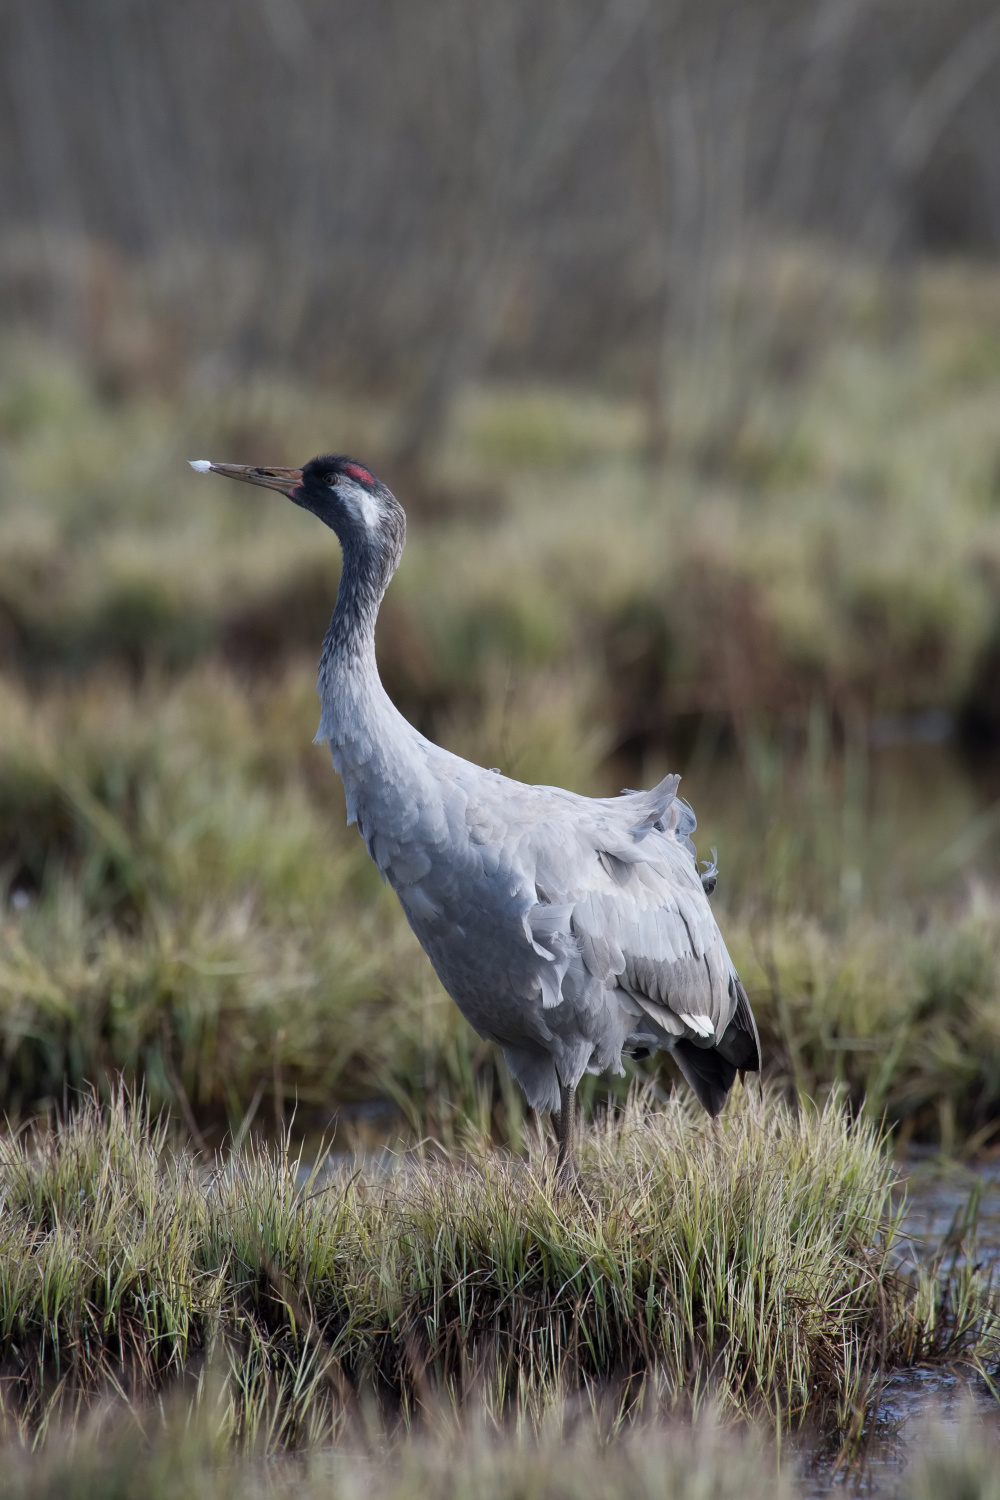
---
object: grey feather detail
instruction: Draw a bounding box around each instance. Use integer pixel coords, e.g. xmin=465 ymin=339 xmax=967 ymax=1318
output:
xmin=600 ymin=841 xmax=647 ymax=867
xmin=668 ymin=955 xmax=712 ymax=1012
xmin=629 ymin=773 xmax=680 ymax=841
xmin=640 ymin=907 xmax=662 ymax=960
xmin=575 ymin=927 xmax=614 ymax=983
xmin=537 ymin=962 xmax=565 ymax=1009
xmin=368 ymin=830 xmax=390 ymax=878
xmin=524 ymin=902 xmax=575 ymax=1009
xmin=524 ymin=902 xmax=575 ymax=959
xmin=597 ymin=850 xmax=633 ymax=885
xmin=630 ymin=995 xmax=685 ymax=1036
xmin=400 ymin=884 xmax=443 ymax=924
xmin=500 ymin=1044 xmax=561 ymax=1113
xmin=673 ymin=798 xmax=699 ymax=858
xmin=391 ymin=847 xmax=433 ymax=884
xmin=572 ymin=857 xmax=733 ymax=1041
xmin=573 ymin=902 xmax=626 ymax=979
xmin=674 ymin=895 xmax=706 ymax=957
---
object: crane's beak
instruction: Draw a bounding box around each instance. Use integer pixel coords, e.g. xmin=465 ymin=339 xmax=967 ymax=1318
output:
xmin=189 ymin=461 xmax=303 ymax=498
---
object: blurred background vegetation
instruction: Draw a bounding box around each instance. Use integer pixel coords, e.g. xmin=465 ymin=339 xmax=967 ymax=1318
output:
xmin=3 ymin=0 xmax=1000 ymax=1149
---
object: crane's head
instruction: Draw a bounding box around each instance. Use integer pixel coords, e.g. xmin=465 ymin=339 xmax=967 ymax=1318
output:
xmin=190 ymin=453 xmax=405 ymax=561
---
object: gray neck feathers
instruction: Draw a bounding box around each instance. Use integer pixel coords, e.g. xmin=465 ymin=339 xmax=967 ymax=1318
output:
xmin=322 ymin=536 xmax=389 ymax=662
xmin=316 ymin=524 xmax=405 ymax=748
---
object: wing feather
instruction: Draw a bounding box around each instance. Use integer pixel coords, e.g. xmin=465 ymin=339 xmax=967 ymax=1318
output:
xmin=573 ymin=834 xmax=736 ymax=1042
xmin=455 ymin=770 xmax=755 ymax=1061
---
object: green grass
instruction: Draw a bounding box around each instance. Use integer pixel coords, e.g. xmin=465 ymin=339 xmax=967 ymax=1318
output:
xmin=0 ymin=1087 xmax=991 ymax=1451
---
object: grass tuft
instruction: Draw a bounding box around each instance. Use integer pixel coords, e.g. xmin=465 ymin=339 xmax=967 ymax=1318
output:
xmin=0 ymin=1087 xmax=992 ymax=1448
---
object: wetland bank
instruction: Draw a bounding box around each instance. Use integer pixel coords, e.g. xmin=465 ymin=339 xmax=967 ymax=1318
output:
xmin=0 ymin=1087 xmax=994 ymax=1490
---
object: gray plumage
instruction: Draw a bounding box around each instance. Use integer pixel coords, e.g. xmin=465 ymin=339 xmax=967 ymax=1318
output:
xmin=194 ymin=454 xmax=761 ymax=1145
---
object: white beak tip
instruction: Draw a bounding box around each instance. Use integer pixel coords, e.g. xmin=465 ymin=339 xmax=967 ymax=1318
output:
xmin=188 ymin=459 xmax=213 ymax=473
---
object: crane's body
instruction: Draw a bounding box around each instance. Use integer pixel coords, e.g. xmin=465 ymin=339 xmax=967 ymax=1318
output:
xmin=193 ymin=454 xmax=760 ymax=1163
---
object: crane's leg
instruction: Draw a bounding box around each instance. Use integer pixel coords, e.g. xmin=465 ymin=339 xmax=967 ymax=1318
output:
xmin=555 ymin=1081 xmax=576 ymax=1181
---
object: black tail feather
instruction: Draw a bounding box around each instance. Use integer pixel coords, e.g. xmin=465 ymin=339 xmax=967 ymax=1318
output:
xmin=672 ymin=1040 xmax=738 ymax=1117
xmin=716 ymin=971 xmax=761 ymax=1076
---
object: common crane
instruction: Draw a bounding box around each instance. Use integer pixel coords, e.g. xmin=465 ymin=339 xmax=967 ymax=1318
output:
xmin=191 ymin=455 xmax=760 ymax=1172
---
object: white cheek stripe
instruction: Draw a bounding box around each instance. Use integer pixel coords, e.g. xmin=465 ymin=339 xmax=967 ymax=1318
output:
xmin=335 ymin=476 xmax=379 ymax=529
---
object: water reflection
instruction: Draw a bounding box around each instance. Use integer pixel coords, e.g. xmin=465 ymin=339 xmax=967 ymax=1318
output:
xmin=805 ymin=1158 xmax=1000 ymax=1497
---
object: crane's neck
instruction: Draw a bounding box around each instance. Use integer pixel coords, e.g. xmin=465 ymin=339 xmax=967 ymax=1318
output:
xmin=323 ymin=532 xmax=389 ymax=662
xmin=315 ymin=529 xmax=409 ymax=759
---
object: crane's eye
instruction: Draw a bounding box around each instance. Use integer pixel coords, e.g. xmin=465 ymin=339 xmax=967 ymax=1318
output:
xmin=325 ymin=472 xmax=339 ymax=487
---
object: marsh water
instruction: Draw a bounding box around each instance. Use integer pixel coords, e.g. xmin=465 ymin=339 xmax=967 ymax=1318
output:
xmin=770 ymin=731 xmax=1000 ymax=1490
xmin=807 ymin=1158 xmax=1000 ymax=1496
